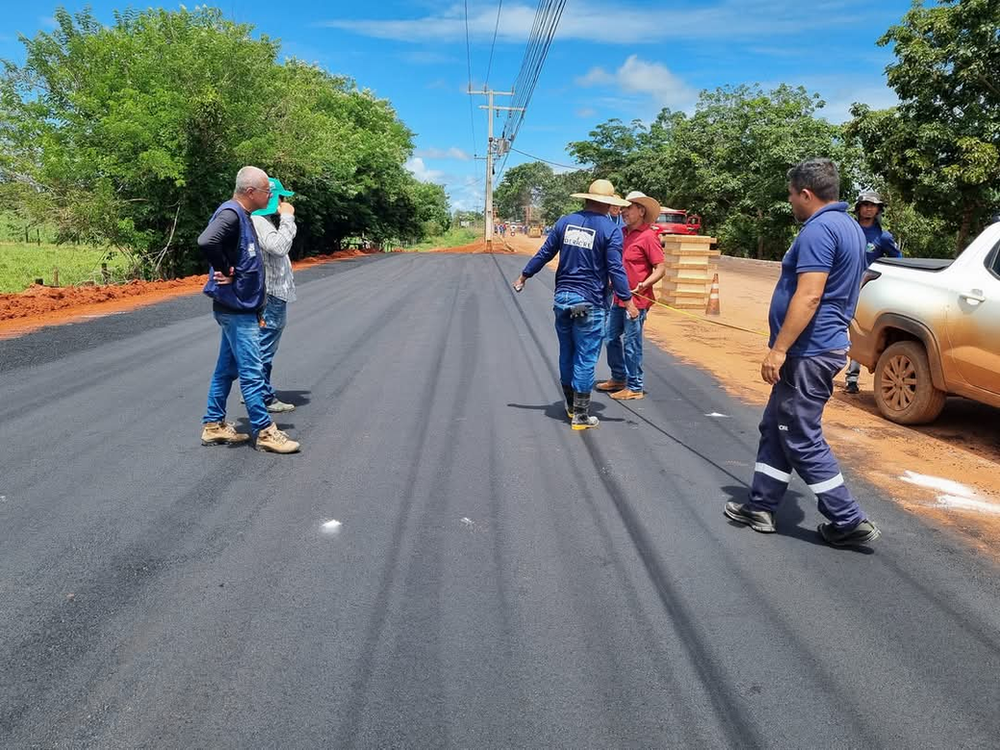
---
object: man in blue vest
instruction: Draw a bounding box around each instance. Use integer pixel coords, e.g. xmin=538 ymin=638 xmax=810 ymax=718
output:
xmin=845 ymin=190 xmax=901 ymax=394
xmin=198 ymin=166 xmax=300 ymax=454
xmin=513 ymin=179 xmax=638 ymax=430
xmin=724 ymin=158 xmax=880 ymax=546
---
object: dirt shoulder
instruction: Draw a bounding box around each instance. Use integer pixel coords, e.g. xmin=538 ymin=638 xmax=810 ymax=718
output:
xmin=0 ymin=249 xmax=378 ymax=339
xmin=506 ymin=233 xmax=1000 ymax=553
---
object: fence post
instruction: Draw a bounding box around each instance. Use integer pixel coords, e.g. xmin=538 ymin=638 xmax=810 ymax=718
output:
xmin=53 ymin=267 xmax=60 ymax=287
xmin=101 ymin=263 xmax=110 ymax=284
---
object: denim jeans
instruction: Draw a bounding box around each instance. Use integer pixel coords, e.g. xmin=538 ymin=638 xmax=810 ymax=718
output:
xmin=553 ymin=291 xmax=606 ymax=393
xmin=260 ymin=295 xmax=287 ymax=404
xmin=203 ymin=309 xmax=271 ymax=433
xmin=605 ymin=306 xmax=648 ymax=391
xmin=749 ymin=352 xmax=866 ymax=528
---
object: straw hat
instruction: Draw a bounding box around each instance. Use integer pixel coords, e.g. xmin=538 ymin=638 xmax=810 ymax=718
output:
xmin=623 ymin=190 xmax=661 ymax=224
xmin=571 ymin=179 xmax=631 ymax=207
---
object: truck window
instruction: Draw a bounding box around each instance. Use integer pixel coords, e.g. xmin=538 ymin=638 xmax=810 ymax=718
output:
xmin=988 ymin=239 xmax=1000 ymax=280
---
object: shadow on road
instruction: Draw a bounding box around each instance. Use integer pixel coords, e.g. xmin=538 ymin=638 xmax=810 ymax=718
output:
xmin=506 ymin=399 xmax=626 ymax=424
xmin=277 ymin=389 xmax=312 ymax=407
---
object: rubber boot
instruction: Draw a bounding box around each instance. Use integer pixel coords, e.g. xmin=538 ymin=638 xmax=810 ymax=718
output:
xmin=571 ymin=391 xmax=599 ymax=430
xmin=562 ymin=384 xmax=575 ymax=419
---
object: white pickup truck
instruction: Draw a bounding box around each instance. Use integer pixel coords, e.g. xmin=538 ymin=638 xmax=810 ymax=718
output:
xmin=849 ymin=221 xmax=1000 ymax=424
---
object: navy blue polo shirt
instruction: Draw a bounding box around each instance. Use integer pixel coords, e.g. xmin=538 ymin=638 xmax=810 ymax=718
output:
xmin=521 ymin=210 xmax=632 ymax=308
xmin=768 ymin=202 xmax=864 ymax=357
xmin=862 ymin=221 xmax=901 ymax=267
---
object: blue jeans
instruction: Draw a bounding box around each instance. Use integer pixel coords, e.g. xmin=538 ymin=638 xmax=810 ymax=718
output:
xmin=260 ymin=295 xmax=287 ymax=404
xmin=203 ymin=310 xmax=271 ymax=432
xmin=605 ymin=306 xmax=648 ymax=391
xmin=553 ymin=291 xmax=606 ymax=393
xmin=749 ymin=352 xmax=865 ymax=528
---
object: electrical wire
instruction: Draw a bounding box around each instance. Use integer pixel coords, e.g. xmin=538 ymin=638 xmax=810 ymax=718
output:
xmin=484 ymin=0 xmax=503 ymax=89
xmin=464 ymin=0 xmax=479 ymax=159
xmin=509 ymin=147 xmax=578 ymax=170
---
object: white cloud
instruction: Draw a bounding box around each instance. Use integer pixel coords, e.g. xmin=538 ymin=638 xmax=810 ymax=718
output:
xmin=415 ymin=146 xmax=472 ymax=161
xmin=575 ymin=107 xmax=597 ymax=119
xmin=405 ymin=157 xmax=444 ymax=183
xmin=319 ymin=1 xmax=871 ymax=44
xmin=576 ymin=55 xmax=697 ymax=111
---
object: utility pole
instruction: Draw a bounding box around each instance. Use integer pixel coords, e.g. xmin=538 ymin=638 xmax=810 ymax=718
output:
xmin=467 ymin=88 xmax=523 ymax=251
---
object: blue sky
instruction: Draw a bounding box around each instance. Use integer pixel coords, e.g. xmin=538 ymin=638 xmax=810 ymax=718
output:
xmin=1 ymin=1 xmax=913 ymax=211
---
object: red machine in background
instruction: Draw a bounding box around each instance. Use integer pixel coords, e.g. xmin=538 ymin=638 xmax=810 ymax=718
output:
xmin=652 ymin=208 xmax=701 ymax=236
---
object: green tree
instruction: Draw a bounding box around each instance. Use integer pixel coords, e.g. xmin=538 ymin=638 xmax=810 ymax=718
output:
xmin=846 ymin=0 xmax=1000 ymax=255
xmin=1 ymin=7 xmax=436 ymax=274
xmin=494 ymin=161 xmax=554 ymax=221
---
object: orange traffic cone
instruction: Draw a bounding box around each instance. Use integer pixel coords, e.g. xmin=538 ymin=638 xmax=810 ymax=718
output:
xmin=706 ymin=273 xmax=721 ymax=315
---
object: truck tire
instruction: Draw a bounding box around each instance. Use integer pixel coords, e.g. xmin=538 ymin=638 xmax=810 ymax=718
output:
xmin=873 ymin=340 xmax=946 ymax=425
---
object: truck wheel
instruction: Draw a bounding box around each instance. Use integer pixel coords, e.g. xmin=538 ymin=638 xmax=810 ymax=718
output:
xmin=873 ymin=340 xmax=946 ymax=425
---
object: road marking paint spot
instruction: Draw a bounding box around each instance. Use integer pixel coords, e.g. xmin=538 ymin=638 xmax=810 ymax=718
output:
xmin=900 ymin=471 xmax=1000 ymax=515
xmin=321 ymin=519 xmax=343 ymax=532
xmin=936 ymin=496 xmax=1000 ymax=515
xmin=705 ymin=412 xmax=730 ymax=418
xmin=460 ymin=517 xmax=474 ymax=527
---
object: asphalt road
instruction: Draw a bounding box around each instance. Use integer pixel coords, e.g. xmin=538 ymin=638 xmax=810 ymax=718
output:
xmin=2 ymin=252 xmax=999 ymax=749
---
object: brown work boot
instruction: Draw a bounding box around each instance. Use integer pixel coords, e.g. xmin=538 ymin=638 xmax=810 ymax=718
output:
xmin=255 ymin=423 xmax=300 ymax=454
xmin=201 ymin=421 xmax=250 ymax=446
xmin=595 ymin=379 xmax=626 ymax=392
xmin=610 ymin=388 xmax=644 ymax=400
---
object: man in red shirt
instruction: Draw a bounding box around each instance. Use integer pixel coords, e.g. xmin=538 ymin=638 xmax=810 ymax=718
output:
xmin=596 ymin=190 xmax=666 ymax=400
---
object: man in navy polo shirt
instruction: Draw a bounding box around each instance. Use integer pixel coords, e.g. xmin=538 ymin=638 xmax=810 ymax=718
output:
xmin=724 ymin=158 xmax=880 ymax=547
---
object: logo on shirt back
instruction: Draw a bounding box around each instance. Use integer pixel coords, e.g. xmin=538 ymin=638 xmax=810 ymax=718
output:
xmin=563 ymin=225 xmax=596 ymax=250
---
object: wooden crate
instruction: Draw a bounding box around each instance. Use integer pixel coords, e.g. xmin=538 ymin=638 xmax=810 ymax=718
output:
xmin=658 ymin=235 xmax=719 ymax=309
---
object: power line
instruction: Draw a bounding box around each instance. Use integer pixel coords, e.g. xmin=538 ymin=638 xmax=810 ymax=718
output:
xmin=484 ymin=0 xmax=503 ymax=88
xmin=464 ymin=0 xmax=479 ymax=159
xmin=509 ymin=147 xmax=578 ymax=170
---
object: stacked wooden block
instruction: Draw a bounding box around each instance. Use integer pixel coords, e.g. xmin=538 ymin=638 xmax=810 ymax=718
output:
xmin=658 ymin=235 xmax=720 ymax=310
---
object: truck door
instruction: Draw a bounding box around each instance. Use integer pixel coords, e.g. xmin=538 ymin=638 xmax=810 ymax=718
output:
xmin=946 ymin=235 xmax=1000 ymax=396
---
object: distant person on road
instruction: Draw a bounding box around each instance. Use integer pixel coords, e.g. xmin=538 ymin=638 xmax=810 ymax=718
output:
xmin=513 ymin=179 xmax=638 ymax=430
xmin=596 ymin=191 xmax=666 ymax=400
xmin=845 ymin=190 xmax=901 ymax=394
xmin=724 ymin=158 xmax=880 ymax=547
xmin=249 ymin=177 xmax=298 ymax=415
xmin=198 ymin=166 xmax=300 ymax=454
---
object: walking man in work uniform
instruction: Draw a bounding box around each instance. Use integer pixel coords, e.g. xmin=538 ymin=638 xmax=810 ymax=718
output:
xmin=199 ymin=166 xmax=300 ymax=454
xmin=513 ymin=179 xmax=639 ymax=430
xmin=845 ymin=190 xmax=901 ymax=393
xmin=725 ymin=158 xmax=880 ymax=546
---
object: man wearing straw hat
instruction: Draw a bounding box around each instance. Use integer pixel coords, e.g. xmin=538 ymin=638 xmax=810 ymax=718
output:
xmin=513 ymin=179 xmax=639 ymax=430
xmin=596 ymin=190 xmax=666 ymax=400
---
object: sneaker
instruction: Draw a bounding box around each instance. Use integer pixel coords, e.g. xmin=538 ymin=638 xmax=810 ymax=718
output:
xmin=266 ymin=399 xmax=295 ymax=413
xmin=595 ymin=379 xmax=626 ymax=392
xmin=610 ymin=388 xmax=644 ymax=401
xmin=724 ymin=501 xmax=776 ymax=533
xmin=571 ymin=414 xmax=599 ymax=430
xmin=818 ymin=520 xmax=880 ymax=547
xmin=844 ymin=382 xmax=860 ymax=394
xmin=201 ymin=421 xmax=250 ymax=446
xmin=255 ymin=423 xmax=300 ymax=454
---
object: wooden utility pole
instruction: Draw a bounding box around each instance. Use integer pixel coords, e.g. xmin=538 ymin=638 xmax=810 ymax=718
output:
xmin=467 ymin=88 xmax=523 ymax=252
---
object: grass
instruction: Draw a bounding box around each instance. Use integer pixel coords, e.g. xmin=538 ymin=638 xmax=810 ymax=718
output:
xmin=0 ymin=242 xmax=129 ymax=294
xmin=406 ymin=226 xmax=481 ymax=252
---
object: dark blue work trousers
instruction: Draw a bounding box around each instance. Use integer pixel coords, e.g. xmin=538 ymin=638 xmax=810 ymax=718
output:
xmin=749 ymin=351 xmax=866 ymax=528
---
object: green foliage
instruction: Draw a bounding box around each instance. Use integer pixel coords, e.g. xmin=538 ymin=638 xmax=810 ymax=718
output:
xmin=568 ymin=86 xmax=856 ymax=259
xmin=846 ymin=0 xmax=1000 ymax=255
xmin=0 ymin=243 xmax=128 ymax=293
xmin=406 ymin=226 xmax=479 ymax=252
xmin=0 ymin=7 xmax=443 ymax=279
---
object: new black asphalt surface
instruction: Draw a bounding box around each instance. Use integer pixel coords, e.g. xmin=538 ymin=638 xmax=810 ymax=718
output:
xmin=2 ymin=253 xmax=999 ymax=748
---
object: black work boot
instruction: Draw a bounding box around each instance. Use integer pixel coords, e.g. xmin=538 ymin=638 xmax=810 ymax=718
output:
xmin=562 ymin=384 xmax=575 ymax=419
xmin=724 ymin=501 xmax=776 ymax=533
xmin=571 ymin=391 xmax=599 ymax=430
xmin=818 ymin=519 xmax=881 ymax=547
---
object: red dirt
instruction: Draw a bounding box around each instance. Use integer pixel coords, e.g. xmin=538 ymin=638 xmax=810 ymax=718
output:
xmin=0 ymin=249 xmax=380 ymax=339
